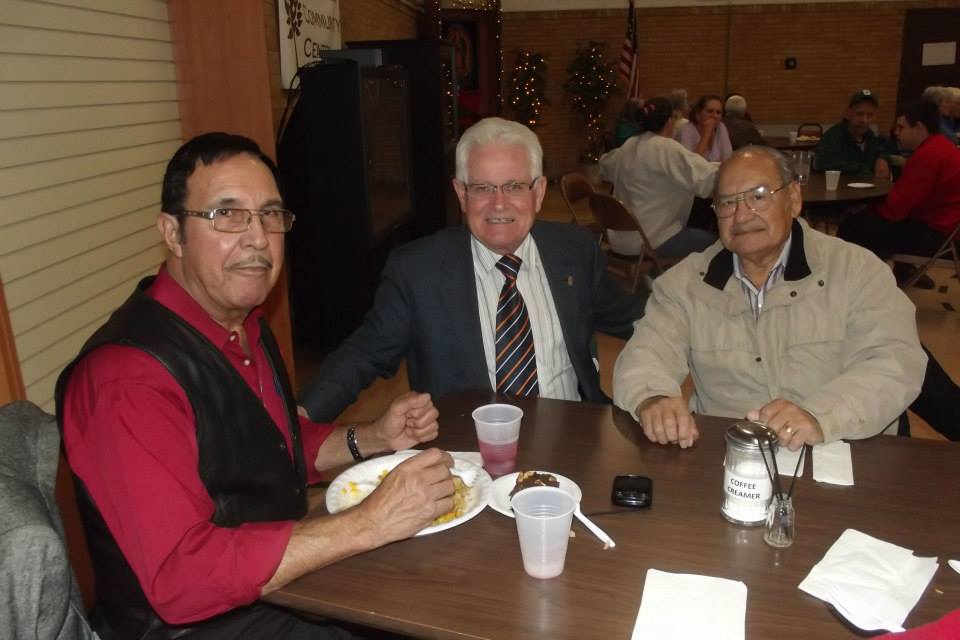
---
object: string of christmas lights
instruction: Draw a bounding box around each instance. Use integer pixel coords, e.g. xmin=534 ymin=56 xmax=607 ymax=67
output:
xmin=564 ymin=41 xmax=617 ymax=163
xmin=508 ymin=51 xmax=547 ymax=128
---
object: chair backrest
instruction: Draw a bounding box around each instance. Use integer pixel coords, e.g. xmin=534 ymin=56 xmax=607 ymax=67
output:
xmin=588 ymin=193 xmax=666 ymax=271
xmin=796 ymin=123 xmax=823 ymax=138
xmin=0 ymin=401 xmax=95 ymax=638
xmin=560 ymin=173 xmax=595 ymax=224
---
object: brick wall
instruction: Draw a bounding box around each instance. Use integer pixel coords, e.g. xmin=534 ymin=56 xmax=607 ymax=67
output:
xmin=264 ymin=0 xmax=420 ymax=133
xmin=502 ymin=0 xmax=960 ymax=177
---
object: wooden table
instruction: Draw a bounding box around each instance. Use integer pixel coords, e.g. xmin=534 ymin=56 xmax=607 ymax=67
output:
xmin=266 ymin=392 xmax=960 ymax=639
xmin=801 ymin=171 xmax=892 ymax=207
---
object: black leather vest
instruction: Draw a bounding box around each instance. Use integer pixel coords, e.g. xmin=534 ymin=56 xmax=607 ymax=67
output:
xmin=55 ymin=277 xmax=307 ymax=639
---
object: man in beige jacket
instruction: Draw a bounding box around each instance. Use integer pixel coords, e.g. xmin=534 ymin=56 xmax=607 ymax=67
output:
xmin=613 ymin=146 xmax=927 ymax=450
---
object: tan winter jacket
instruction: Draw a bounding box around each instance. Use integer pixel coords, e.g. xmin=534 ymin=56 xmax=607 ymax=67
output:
xmin=614 ymin=218 xmax=926 ymax=442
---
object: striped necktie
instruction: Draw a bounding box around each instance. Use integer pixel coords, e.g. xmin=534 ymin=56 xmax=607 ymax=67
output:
xmin=495 ymin=254 xmax=539 ymax=397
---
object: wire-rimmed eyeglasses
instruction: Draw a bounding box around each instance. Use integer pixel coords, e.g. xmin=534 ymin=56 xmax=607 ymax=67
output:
xmin=177 ymin=208 xmax=296 ymax=233
xmin=711 ymin=182 xmax=793 ymax=218
xmin=463 ymin=179 xmax=540 ymax=198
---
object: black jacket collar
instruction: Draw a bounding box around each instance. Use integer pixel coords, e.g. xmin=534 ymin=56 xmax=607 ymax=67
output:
xmin=703 ymin=219 xmax=811 ymax=290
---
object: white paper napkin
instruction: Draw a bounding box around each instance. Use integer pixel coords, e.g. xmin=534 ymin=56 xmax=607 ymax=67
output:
xmin=632 ymin=569 xmax=746 ymax=640
xmin=798 ymin=529 xmax=939 ymax=632
xmin=949 ymin=559 xmax=960 ymax=575
xmin=813 ymin=441 xmax=854 ymax=485
xmin=776 ymin=446 xmax=805 ymax=478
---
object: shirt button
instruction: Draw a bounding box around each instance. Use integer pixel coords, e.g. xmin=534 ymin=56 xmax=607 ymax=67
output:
xmin=279 ymin=443 xmax=287 ymax=450
xmin=243 ymin=358 xmax=251 ymax=366
xmin=755 ymin=356 xmax=762 ymax=362
xmin=789 ymin=291 xmax=797 ymax=297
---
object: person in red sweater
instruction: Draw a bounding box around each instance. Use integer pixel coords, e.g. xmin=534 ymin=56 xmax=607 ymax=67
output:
xmin=838 ymin=98 xmax=960 ymax=286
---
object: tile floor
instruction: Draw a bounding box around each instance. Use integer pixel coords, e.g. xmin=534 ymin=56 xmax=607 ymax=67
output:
xmin=296 ymin=184 xmax=958 ymax=441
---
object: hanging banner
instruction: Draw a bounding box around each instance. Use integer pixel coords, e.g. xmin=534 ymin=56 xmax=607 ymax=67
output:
xmin=278 ymin=0 xmax=342 ymax=88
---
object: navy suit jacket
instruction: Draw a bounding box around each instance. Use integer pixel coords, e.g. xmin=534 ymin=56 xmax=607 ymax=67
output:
xmin=300 ymin=221 xmax=646 ymax=422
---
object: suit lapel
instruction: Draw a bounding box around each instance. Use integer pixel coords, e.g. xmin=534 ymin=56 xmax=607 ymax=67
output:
xmin=533 ymin=224 xmax=581 ymax=349
xmin=438 ymin=227 xmax=489 ymax=387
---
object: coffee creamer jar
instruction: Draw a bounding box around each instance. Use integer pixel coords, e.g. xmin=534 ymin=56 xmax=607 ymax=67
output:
xmin=722 ymin=421 xmax=778 ymax=525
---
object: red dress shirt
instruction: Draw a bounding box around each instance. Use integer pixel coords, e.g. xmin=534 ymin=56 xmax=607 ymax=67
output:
xmin=62 ymin=268 xmax=335 ymax=623
xmin=876 ymin=133 xmax=960 ymax=236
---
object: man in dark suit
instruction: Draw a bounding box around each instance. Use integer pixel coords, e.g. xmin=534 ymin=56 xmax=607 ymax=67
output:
xmin=301 ymin=117 xmax=646 ymax=422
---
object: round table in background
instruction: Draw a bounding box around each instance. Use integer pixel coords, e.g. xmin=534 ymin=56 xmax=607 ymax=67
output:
xmin=801 ymin=172 xmax=891 ymax=207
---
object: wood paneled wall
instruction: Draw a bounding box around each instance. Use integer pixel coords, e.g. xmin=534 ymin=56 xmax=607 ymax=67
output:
xmin=0 ymin=0 xmax=180 ymax=411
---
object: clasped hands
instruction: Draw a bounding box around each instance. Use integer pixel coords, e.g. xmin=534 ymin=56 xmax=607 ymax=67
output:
xmin=637 ymin=396 xmax=824 ymax=451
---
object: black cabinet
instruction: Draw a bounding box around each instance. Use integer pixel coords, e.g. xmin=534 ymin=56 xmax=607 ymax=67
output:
xmin=278 ymin=41 xmax=458 ymax=356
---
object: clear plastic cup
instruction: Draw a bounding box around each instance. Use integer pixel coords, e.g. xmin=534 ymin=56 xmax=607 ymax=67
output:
xmin=793 ymin=151 xmax=811 ymax=185
xmin=825 ymin=170 xmax=841 ymax=191
xmin=472 ymin=404 xmax=522 ymax=475
xmin=511 ymin=486 xmax=576 ymax=579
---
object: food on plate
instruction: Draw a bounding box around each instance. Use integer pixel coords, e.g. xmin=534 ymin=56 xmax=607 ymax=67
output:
xmin=339 ymin=468 xmax=470 ymax=526
xmin=509 ymin=470 xmax=560 ymax=498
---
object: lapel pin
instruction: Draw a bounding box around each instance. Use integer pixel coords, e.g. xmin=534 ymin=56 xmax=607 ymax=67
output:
xmin=566 ymin=275 xmax=574 ymax=287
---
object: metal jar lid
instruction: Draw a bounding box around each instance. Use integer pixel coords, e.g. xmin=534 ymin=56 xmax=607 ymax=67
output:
xmin=725 ymin=421 xmax=778 ymax=451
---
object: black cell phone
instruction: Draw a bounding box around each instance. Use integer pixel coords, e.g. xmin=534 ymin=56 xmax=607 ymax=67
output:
xmin=611 ymin=474 xmax=653 ymax=508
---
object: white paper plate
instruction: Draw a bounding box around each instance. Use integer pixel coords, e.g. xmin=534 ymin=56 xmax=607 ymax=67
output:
xmin=488 ymin=471 xmax=583 ymax=518
xmin=326 ymin=451 xmax=492 ymax=536
xmin=846 ymin=182 xmax=875 ymax=189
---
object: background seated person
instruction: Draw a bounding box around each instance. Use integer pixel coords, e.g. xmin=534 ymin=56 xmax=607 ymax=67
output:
xmin=723 ymin=94 xmax=767 ymax=150
xmin=921 ymin=85 xmax=959 ymax=145
xmin=838 ymin=98 xmax=960 ymax=286
xmin=670 ymin=88 xmax=690 ymax=139
xmin=613 ymin=146 xmax=926 ymax=451
xmin=58 ymin=133 xmax=453 ymax=639
xmin=678 ymin=94 xmax=733 ymax=162
xmin=599 ymin=97 xmax=718 ymax=260
xmin=300 ymin=118 xmax=645 ymax=423
xmin=815 ymin=89 xmax=891 ymax=178
xmin=612 ymin=96 xmax=645 ymax=149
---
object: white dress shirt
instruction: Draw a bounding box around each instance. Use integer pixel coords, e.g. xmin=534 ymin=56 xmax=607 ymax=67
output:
xmin=599 ymin=132 xmax=718 ymax=255
xmin=472 ymin=234 xmax=580 ymax=400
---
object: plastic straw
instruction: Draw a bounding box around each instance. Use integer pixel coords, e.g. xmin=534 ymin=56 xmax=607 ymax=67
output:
xmin=787 ymin=445 xmax=806 ymax=498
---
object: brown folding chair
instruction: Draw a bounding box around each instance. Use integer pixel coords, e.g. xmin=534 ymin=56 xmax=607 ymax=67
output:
xmin=891 ymin=222 xmax=960 ymax=288
xmin=559 ymin=173 xmax=603 ymax=237
xmin=588 ymin=192 xmax=679 ymax=292
xmin=796 ymin=123 xmax=823 ymax=139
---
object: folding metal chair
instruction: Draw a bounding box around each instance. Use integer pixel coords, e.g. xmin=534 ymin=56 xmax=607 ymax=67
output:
xmin=588 ymin=193 xmax=680 ymax=292
xmin=891 ymin=222 xmax=960 ymax=288
xmin=559 ymin=173 xmax=604 ymax=239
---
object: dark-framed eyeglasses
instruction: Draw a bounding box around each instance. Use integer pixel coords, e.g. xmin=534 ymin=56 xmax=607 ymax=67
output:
xmin=711 ymin=182 xmax=793 ymax=218
xmin=464 ymin=178 xmax=540 ymax=198
xmin=177 ymin=208 xmax=296 ymax=233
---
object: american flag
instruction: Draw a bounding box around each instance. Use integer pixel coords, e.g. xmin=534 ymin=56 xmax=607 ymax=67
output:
xmin=618 ymin=0 xmax=640 ymax=97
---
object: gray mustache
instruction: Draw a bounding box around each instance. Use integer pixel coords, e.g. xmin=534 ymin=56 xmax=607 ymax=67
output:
xmin=229 ymin=256 xmax=273 ymax=269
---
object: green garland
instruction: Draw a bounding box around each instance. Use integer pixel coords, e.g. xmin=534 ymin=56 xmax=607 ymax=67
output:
xmin=509 ymin=51 xmax=548 ymax=129
xmin=565 ymin=42 xmax=617 ymax=163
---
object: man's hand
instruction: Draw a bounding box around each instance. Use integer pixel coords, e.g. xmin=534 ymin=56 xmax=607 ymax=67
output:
xmin=358 ymin=448 xmax=455 ymax=543
xmin=637 ymin=395 xmax=699 ymax=448
xmin=747 ymin=399 xmax=824 ymax=451
xmin=370 ymin=391 xmax=440 ymax=451
xmin=874 ymin=158 xmax=892 ymax=180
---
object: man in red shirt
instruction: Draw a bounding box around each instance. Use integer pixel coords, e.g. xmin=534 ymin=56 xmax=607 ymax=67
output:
xmin=838 ymin=98 xmax=960 ymax=286
xmin=57 ymin=133 xmax=454 ymax=639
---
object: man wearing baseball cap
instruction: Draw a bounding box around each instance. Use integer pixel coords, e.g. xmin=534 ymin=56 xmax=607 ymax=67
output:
xmin=815 ymin=89 xmax=891 ymax=179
